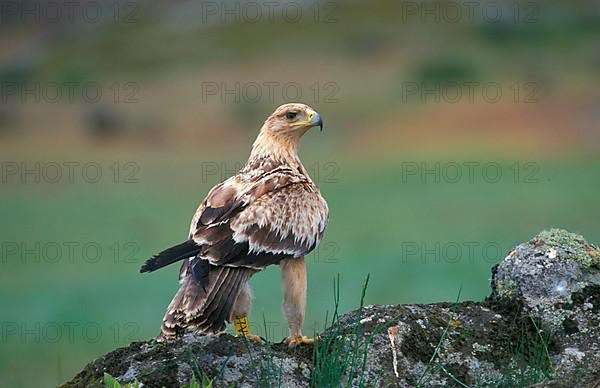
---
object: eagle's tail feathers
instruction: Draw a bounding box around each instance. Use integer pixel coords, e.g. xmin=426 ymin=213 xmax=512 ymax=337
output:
xmin=140 ymin=240 xmax=201 ymax=273
xmin=158 ymin=266 xmax=253 ymax=340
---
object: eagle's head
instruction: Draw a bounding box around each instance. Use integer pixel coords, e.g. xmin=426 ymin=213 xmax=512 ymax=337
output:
xmin=262 ymin=103 xmax=323 ymax=137
xmin=252 ymin=103 xmax=323 ymax=159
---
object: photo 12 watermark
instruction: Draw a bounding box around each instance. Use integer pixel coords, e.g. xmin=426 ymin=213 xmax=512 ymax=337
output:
xmin=400 ymin=162 xmax=540 ymax=184
xmin=197 ymin=1 xmax=339 ymax=24
xmin=1 ymin=1 xmax=140 ymax=24
xmin=1 ymin=241 xmax=141 ymax=264
xmin=308 ymin=241 xmax=340 ymax=264
xmin=1 ymin=321 xmax=141 ymax=344
xmin=400 ymin=241 xmax=513 ymax=264
xmin=1 ymin=82 xmax=140 ymax=104
xmin=228 ymin=319 xmax=324 ymax=340
xmin=200 ymin=161 xmax=339 ymax=184
xmin=201 ymin=81 xmax=339 ymax=104
xmin=400 ymin=82 xmax=540 ymax=104
xmin=399 ymin=1 xmax=540 ymax=24
xmin=1 ymin=162 xmax=140 ymax=184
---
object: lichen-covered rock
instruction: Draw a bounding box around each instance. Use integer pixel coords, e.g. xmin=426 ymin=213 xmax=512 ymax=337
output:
xmin=492 ymin=228 xmax=600 ymax=307
xmin=335 ymin=300 xmax=558 ymax=386
xmin=62 ymin=229 xmax=600 ymax=387
xmin=61 ymin=333 xmax=311 ymax=387
xmin=490 ymin=229 xmax=600 ymax=383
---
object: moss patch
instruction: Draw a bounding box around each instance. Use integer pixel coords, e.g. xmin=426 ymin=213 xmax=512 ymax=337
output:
xmin=534 ymin=229 xmax=600 ymax=269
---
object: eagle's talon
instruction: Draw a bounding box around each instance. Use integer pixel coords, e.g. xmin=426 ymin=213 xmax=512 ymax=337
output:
xmin=238 ymin=333 xmax=263 ymax=343
xmin=234 ymin=316 xmax=262 ymax=343
xmin=284 ymin=336 xmax=314 ymax=347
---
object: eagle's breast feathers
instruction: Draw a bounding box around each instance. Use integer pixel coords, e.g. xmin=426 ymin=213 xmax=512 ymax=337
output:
xmin=186 ymin=157 xmax=328 ymax=275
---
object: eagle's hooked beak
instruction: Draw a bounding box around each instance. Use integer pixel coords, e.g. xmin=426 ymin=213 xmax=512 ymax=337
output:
xmin=308 ymin=111 xmax=323 ymax=131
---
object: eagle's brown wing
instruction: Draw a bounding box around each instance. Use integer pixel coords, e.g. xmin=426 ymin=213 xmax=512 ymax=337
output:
xmin=139 ymin=170 xmax=314 ymax=276
xmin=190 ymin=172 xmax=328 ymax=275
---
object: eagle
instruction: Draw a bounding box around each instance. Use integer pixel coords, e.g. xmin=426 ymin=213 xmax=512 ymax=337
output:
xmin=141 ymin=103 xmax=328 ymax=346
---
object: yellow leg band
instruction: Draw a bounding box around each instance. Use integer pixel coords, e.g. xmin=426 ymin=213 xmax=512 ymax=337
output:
xmin=234 ymin=316 xmax=249 ymax=336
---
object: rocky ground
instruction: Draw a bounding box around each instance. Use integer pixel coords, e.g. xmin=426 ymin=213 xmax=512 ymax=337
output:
xmin=62 ymin=229 xmax=600 ymax=387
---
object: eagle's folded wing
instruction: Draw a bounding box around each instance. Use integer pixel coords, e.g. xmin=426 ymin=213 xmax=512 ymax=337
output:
xmin=188 ymin=175 xmax=328 ymax=279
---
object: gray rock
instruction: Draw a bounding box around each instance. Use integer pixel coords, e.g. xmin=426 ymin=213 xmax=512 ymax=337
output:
xmin=62 ymin=332 xmax=312 ymax=387
xmin=491 ymin=228 xmax=600 ymax=385
xmin=62 ymin=229 xmax=600 ymax=387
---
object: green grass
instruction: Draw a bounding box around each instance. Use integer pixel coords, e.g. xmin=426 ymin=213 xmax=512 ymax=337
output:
xmin=1 ymin=154 xmax=599 ymax=386
xmin=104 ymin=371 xmax=213 ymax=388
xmin=484 ymin=317 xmax=555 ymax=387
xmin=311 ymin=274 xmax=374 ymax=387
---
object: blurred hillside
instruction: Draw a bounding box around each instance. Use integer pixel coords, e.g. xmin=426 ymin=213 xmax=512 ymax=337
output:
xmin=1 ymin=1 xmax=599 ymax=386
xmin=1 ymin=0 xmax=599 ymax=152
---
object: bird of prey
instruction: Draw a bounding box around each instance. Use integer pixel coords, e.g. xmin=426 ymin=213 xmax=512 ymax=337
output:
xmin=141 ymin=103 xmax=328 ymax=346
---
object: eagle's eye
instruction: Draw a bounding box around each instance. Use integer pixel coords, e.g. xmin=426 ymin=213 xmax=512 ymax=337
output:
xmin=286 ymin=111 xmax=297 ymax=120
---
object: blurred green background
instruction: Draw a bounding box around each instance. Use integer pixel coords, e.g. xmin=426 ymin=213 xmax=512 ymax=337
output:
xmin=1 ymin=0 xmax=599 ymax=386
